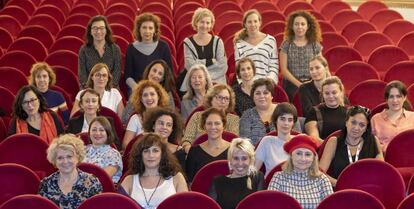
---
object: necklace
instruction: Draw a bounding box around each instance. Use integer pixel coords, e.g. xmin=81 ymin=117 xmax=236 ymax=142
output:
xmin=139 ymin=176 xmax=162 ymax=209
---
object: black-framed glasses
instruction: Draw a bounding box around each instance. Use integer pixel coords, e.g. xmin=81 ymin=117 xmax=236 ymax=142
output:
xmin=22 ymin=98 xmax=38 ymax=106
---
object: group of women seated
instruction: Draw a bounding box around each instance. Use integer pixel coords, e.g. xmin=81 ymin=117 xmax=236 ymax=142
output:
xmin=4 ymin=7 xmax=414 ymax=209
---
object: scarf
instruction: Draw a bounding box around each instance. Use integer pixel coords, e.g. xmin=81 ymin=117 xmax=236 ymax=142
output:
xmin=16 ymin=111 xmax=58 ymax=144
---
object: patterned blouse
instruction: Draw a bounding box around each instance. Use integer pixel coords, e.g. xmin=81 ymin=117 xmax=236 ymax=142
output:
xmin=268 ymin=170 xmax=333 ymax=209
xmin=84 ymin=144 xmax=123 ymax=183
xmin=39 ymin=170 xmax=103 ymax=209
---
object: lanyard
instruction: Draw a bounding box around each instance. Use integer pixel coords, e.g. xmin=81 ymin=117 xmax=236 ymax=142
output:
xmin=347 ymin=143 xmax=362 ymax=164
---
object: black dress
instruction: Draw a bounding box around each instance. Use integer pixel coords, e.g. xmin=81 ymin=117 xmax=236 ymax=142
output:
xmin=298 ymin=81 xmax=320 ymax=117
xmin=233 ymin=83 xmax=255 ymax=116
xmin=208 ymin=172 xmax=265 ymax=209
xmin=185 ymin=145 xmax=228 ymax=182
xmin=305 ymin=104 xmax=347 ymax=140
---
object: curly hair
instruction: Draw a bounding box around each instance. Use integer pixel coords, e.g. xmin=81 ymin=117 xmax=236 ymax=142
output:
xmin=86 ymin=63 xmax=113 ymax=90
xmin=142 ymin=107 xmax=183 ymax=144
xmin=200 ymin=107 xmax=227 ymax=130
xmin=142 ymin=59 xmax=176 ymax=93
xmin=234 ymin=9 xmax=262 ymax=43
xmin=204 ymin=84 xmax=236 ymax=113
xmin=12 ymin=85 xmax=49 ymax=120
xmin=128 ymin=133 xmax=182 ymax=177
xmin=133 ymin=12 xmax=160 ymax=42
xmin=89 ymin=116 xmax=117 ymax=145
xmin=284 ymin=10 xmax=322 ymax=43
xmin=29 ymin=62 xmax=56 ymax=87
xmin=85 ymin=15 xmax=114 ymax=46
xmin=47 ymin=134 xmax=85 ymax=167
xmin=130 ymin=80 xmax=169 ymax=115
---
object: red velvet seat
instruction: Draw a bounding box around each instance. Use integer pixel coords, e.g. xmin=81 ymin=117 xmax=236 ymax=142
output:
xmin=7 ymin=37 xmax=47 ymax=61
xmin=77 ymin=193 xmax=142 ymax=209
xmin=33 ymin=4 xmax=66 ymax=24
xmin=78 ymin=163 xmax=116 ymax=193
xmin=0 ymin=51 xmax=36 ymax=76
xmin=191 ymin=160 xmax=229 ymax=195
xmin=283 ymin=1 xmax=316 ymax=17
xmin=69 ymin=4 xmax=101 ymax=17
xmin=367 ymin=45 xmax=409 ymax=78
xmin=192 ymin=130 xmax=238 ymax=145
xmin=18 ymin=25 xmax=54 ymax=48
xmin=398 ymin=193 xmax=414 ymax=209
xmin=398 ymin=32 xmax=414 ymax=60
xmin=357 ymin=0 xmax=388 ymax=20
xmin=331 ymin=10 xmax=363 ymax=32
xmin=0 ymin=194 xmax=59 ymax=209
xmin=0 ymin=87 xmax=15 ymax=126
xmin=0 ymin=67 xmax=28 ymax=95
xmin=27 ymin=14 xmax=61 ymax=36
xmin=158 ymin=192 xmax=221 ymax=209
xmin=384 ymin=61 xmax=414 ymax=87
xmin=52 ymin=65 xmax=80 ymax=101
xmin=341 ymin=20 xmax=376 ymax=44
xmin=383 ymin=20 xmax=414 ymax=44
xmin=324 ymin=46 xmax=362 ymax=73
xmin=316 ymin=189 xmax=385 ymax=209
xmin=0 ymin=15 xmax=21 ymax=37
xmin=320 ymin=1 xmax=351 ymax=20
xmin=63 ymin=14 xmax=91 ymax=27
xmin=45 ymin=50 xmax=78 ymax=75
xmin=0 ymin=27 xmax=13 ymax=49
xmin=49 ymin=36 xmax=84 ymax=54
xmin=0 ymin=5 xmax=29 ymax=25
xmin=369 ymin=9 xmax=403 ymax=32
xmin=348 ymin=79 xmax=387 ymax=110
xmin=321 ymin=32 xmax=349 ymax=55
xmin=353 ymin=32 xmax=393 ymax=61
xmin=236 ymin=190 xmax=303 ymax=209
xmin=334 ymin=61 xmax=379 ymax=96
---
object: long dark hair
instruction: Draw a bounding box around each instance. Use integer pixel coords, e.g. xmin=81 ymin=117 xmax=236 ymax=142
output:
xmin=85 ymin=15 xmax=114 ymax=46
xmin=12 ymin=85 xmax=49 ymax=119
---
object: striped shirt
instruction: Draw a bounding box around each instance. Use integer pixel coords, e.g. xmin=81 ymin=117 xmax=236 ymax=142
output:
xmin=235 ymin=35 xmax=279 ymax=84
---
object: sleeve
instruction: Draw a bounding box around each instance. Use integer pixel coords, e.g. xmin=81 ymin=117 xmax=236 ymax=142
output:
xmin=66 ymin=118 xmax=78 ymax=134
xmin=370 ymin=116 xmax=378 ymax=136
xmin=185 ymin=147 xmax=197 ymax=182
xmin=75 ymin=90 xmax=83 ymax=101
xmin=299 ymin=85 xmax=314 ymax=117
xmin=38 ymin=179 xmax=48 ymax=197
xmin=113 ymin=89 xmax=123 ymax=107
xmin=207 ymin=177 xmax=218 ymax=201
xmin=239 ymin=111 xmax=252 ymax=138
xmin=78 ymin=46 xmax=88 ymax=88
xmin=319 ymin=174 xmax=334 ymax=199
xmin=126 ymin=114 xmax=143 ymax=134
xmin=180 ymin=99 xmax=190 ymax=121
xmin=184 ymin=38 xmax=200 ymax=70
xmin=107 ymin=149 xmax=123 ymax=171
xmin=124 ymin=44 xmax=135 ymax=81
xmin=88 ymin=175 xmax=103 ymax=196
xmin=207 ymin=37 xmax=228 ymax=81
xmin=267 ymin=36 xmax=279 ymax=84
xmin=255 ymin=172 xmax=265 ymax=190
xmin=161 ymin=41 xmax=173 ymax=71
xmin=111 ymin=44 xmax=122 ymax=87
xmin=121 ymin=101 xmax=134 ymax=125
xmin=234 ymin=41 xmax=241 ymax=63
xmin=305 ymin=106 xmax=317 ymax=124
xmin=279 ymin=41 xmax=289 ymax=53
xmin=255 ymin=137 xmax=267 ymax=162
xmin=182 ymin=113 xmax=200 ymax=143
xmin=267 ymin=172 xmax=282 ymax=190
xmin=51 ymin=111 xmax=64 ymax=135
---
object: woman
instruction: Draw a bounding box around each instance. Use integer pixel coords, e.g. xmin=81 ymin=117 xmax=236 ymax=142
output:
xmin=119 ymin=133 xmax=188 ymax=208
xmin=371 ymin=80 xmax=414 ymax=152
xmin=239 ymin=78 xmax=277 ymax=145
xmin=9 ymin=85 xmax=64 ymax=144
xmin=255 ymin=102 xmax=297 ymax=177
xmin=125 ymin=12 xmax=173 ymax=92
xmin=123 ymin=80 xmax=169 ymax=149
xmin=71 ymin=63 xmax=124 ymax=118
xmin=142 ymin=59 xmax=177 ymax=109
xmin=186 ymin=108 xmax=231 ymax=182
xmin=298 ymin=55 xmax=331 ymax=117
xmin=280 ymin=10 xmax=322 ymax=101
xmin=182 ymin=83 xmax=239 ymax=147
xmin=305 ymin=76 xmax=347 ymax=142
xmin=184 ymin=7 xmax=227 ymax=84
xmin=78 ymin=15 xmax=121 ymax=88
xmin=143 ymin=107 xmax=186 ymax=171
xmin=268 ymin=135 xmax=333 ymax=209
xmin=209 ymin=138 xmax=264 ymax=209
xmin=67 ymin=89 xmax=102 ymax=134
xmin=180 ymin=64 xmax=213 ymax=120
xmin=39 ymin=134 xmax=102 ymax=209
xmin=320 ymin=105 xmax=383 ymax=186
xmin=29 ymin=62 xmax=70 ymax=123
xmin=84 ymin=116 xmax=123 ymax=183
xmin=234 ymin=9 xmax=278 ymax=84
xmin=233 ymin=57 xmax=256 ymax=116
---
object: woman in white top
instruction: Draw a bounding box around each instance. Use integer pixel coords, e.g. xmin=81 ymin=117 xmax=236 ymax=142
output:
xmin=120 ymin=133 xmax=187 ymax=208
xmin=234 ymin=9 xmax=279 ymax=84
xmin=255 ymin=102 xmax=297 ymax=177
xmin=122 ymin=80 xmax=169 ymax=149
xmin=71 ymin=63 xmax=124 ymax=118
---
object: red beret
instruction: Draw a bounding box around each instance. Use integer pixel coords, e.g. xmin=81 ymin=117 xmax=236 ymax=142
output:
xmin=283 ymin=135 xmax=318 ymax=154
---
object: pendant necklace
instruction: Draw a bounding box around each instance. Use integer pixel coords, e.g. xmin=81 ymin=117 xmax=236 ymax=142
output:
xmin=139 ymin=176 xmax=162 ymax=209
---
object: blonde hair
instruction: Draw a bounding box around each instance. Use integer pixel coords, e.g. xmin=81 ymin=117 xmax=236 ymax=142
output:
xmin=204 ymin=83 xmax=236 ymax=113
xmin=309 ymin=55 xmax=331 ymax=78
xmin=233 ymin=9 xmax=261 ymax=43
xmin=29 ymin=62 xmax=56 ymax=86
xmin=47 ymin=134 xmax=85 ymax=167
xmin=282 ymin=152 xmax=321 ymax=179
xmin=321 ymin=76 xmax=345 ymax=106
xmin=228 ymin=138 xmax=257 ymax=189
xmin=182 ymin=64 xmax=213 ymax=100
xmin=191 ymin=7 xmax=215 ymax=31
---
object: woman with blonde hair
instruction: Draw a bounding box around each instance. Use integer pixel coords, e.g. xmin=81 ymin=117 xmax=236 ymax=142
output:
xmin=29 ymin=62 xmax=70 ymax=123
xmin=123 ymin=80 xmax=169 ymax=149
xmin=209 ymin=138 xmax=264 ymax=209
xmin=184 ymin=7 xmax=227 ymax=84
xmin=304 ymin=76 xmax=347 ymax=142
xmin=39 ymin=134 xmax=102 ymax=209
xmin=280 ymin=10 xmax=322 ymax=101
xmin=234 ymin=9 xmax=278 ymax=84
xmin=71 ymin=63 xmax=124 ymax=118
xmin=268 ymin=135 xmax=332 ymax=209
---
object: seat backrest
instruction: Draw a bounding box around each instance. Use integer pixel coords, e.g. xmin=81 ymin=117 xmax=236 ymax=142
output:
xmin=321 ymin=32 xmax=349 ymax=55
xmin=63 ymin=14 xmax=91 ymax=28
xmin=384 ymin=61 xmax=414 ymax=87
xmin=341 ymin=20 xmax=376 ymax=44
xmin=0 ymin=163 xmax=41 ymax=205
xmin=367 ymin=45 xmax=409 ymax=74
xmin=353 ymin=32 xmax=393 ymax=59
xmin=398 ymin=31 xmax=414 ymax=58
xmin=331 ymin=9 xmax=363 ymax=32
xmin=157 ymin=191 xmax=221 ymax=209
xmin=33 ymin=4 xmax=66 ymax=24
xmin=27 ymin=14 xmax=61 ymax=36
xmin=0 ymin=15 xmax=22 ymax=36
xmin=357 ymin=0 xmax=388 ymax=20
xmin=191 ymin=160 xmax=230 ymax=194
xmin=369 ymin=9 xmax=403 ymax=32
xmin=384 ymin=129 xmax=414 ymax=167
xmin=334 ymin=61 xmax=379 ymax=95
xmin=261 ymin=21 xmax=285 ymax=37
xmin=336 ymin=159 xmax=405 ymax=209
xmin=52 ymin=65 xmax=80 ymax=101
xmin=0 ymin=194 xmax=59 ymax=209
xmin=104 ymin=3 xmax=137 ymax=19
xmin=78 ymin=163 xmax=116 ymax=192
xmin=398 ymin=193 xmax=414 ymax=209
xmin=0 ymin=27 xmax=13 ymax=49
xmin=272 ymin=84 xmax=289 ymax=103
xmin=264 ymin=162 xmax=284 ymax=187
xmin=383 ymin=20 xmax=414 ymax=44
xmin=0 ymin=86 xmax=15 ymax=121
xmin=7 ymin=37 xmax=47 ymax=61
xmin=320 ymin=1 xmax=351 ymax=20
xmin=77 ymin=193 xmax=142 ymax=209
xmin=316 ymin=189 xmax=385 ymax=209
xmin=283 ymin=1 xmax=315 ymax=17
xmin=45 ymin=50 xmax=78 ymax=75
xmin=318 ymin=21 xmax=336 ymax=33
xmin=324 ymin=46 xmax=362 ymax=73
xmin=407 ymin=84 xmax=414 ymax=106
xmin=17 ymin=25 xmax=54 ymax=48
xmin=0 ymin=51 xmax=36 ymax=76
xmin=236 ymin=190 xmax=303 ymax=209
xmin=0 ymin=67 xmax=29 ymax=95
xmin=0 ymin=5 xmax=29 ymax=25
xmin=49 ymin=36 xmax=84 ymax=54
xmin=69 ymin=4 xmax=100 ymax=17
xmin=348 ymin=80 xmax=387 ymax=110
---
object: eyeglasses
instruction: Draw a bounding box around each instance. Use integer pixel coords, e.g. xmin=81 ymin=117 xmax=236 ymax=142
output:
xmin=94 ymin=73 xmax=108 ymax=78
xmin=215 ymin=95 xmax=230 ymax=102
xmin=92 ymin=26 xmax=106 ymax=32
xmin=22 ymin=98 xmax=38 ymax=106
xmin=350 ymin=105 xmax=371 ymax=115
